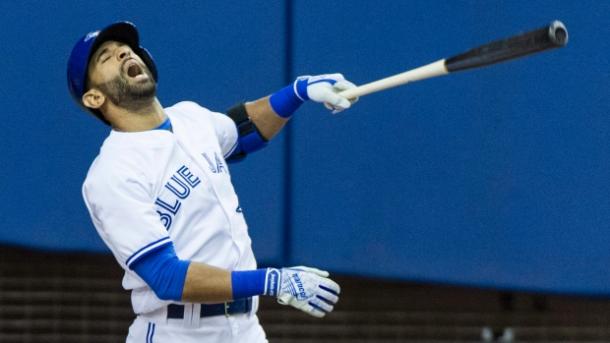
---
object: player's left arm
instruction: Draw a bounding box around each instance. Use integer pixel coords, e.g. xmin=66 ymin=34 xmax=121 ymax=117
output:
xmin=224 ymin=74 xmax=358 ymax=162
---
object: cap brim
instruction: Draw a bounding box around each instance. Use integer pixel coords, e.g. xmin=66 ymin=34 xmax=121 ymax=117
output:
xmin=90 ymin=22 xmax=140 ymax=62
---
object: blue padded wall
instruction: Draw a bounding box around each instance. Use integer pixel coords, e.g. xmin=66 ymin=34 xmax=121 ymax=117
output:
xmin=1 ymin=0 xmax=610 ymax=295
xmin=290 ymin=0 xmax=610 ymax=295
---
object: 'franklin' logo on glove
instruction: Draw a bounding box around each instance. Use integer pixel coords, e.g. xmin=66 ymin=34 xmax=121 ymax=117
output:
xmin=289 ymin=273 xmax=308 ymax=300
xmin=265 ymin=269 xmax=280 ymax=297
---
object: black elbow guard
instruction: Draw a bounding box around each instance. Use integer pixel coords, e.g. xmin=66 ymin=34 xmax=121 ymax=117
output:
xmin=225 ymin=103 xmax=268 ymax=162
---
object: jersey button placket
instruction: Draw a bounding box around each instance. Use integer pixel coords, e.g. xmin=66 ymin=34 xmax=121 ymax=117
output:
xmin=193 ymin=150 xmax=245 ymax=262
xmin=172 ymin=124 xmax=244 ymax=266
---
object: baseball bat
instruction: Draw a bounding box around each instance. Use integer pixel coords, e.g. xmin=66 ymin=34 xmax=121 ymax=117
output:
xmin=339 ymin=20 xmax=568 ymax=99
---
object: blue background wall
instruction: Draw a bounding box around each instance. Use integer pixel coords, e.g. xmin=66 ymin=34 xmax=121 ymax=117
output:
xmin=1 ymin=1 xmax=609 ymax=295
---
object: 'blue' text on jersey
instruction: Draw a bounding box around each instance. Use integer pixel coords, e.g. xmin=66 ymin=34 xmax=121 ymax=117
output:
xmin=155 ymin=165 xmax=201 ymax=230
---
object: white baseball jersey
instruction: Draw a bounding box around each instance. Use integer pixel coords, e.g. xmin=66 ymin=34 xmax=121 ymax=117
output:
xmin=82 ymin=101 xmax=257 ymax=315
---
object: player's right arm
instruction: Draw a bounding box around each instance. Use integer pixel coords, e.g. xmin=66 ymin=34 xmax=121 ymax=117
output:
xmin=217 ymin=74 xmax=359 ymax=162
xmin=244 ymin=74 xmax=358 ymax=140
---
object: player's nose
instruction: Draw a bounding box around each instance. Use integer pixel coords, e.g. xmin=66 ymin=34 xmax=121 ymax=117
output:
xmin=116 ymin=46 xmax=131 ymax=62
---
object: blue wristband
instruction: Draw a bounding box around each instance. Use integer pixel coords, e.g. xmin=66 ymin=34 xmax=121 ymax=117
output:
xmin=269 ymin=78 xmax=309 ymax=118
xmin=231 ymin=269 xmax=267 ymax=299
xmin=231 ymin=268 xmax=280 ymax=299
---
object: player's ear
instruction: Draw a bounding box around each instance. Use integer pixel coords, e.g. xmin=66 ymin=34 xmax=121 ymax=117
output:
xmin=82 ymin=88 xmax=106 ymax=110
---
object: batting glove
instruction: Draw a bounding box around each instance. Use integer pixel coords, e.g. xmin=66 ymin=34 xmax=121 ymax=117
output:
xmin=265 ymin=266 xmax=341 ymax=318
xmin=295 ymin=74 xmax=359 ymax=114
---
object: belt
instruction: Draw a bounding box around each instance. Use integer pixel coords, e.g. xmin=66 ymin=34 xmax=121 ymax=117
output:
xmin=167 ymin=298 xmax=252 ymax=319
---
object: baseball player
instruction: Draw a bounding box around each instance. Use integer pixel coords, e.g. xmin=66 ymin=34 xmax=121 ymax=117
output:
xmin=67 ymin=22 xmax=357 ymax=342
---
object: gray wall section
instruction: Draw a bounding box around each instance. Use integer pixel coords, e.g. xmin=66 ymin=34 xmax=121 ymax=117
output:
xmin=2 ymin=1 xmax=610 ymax=294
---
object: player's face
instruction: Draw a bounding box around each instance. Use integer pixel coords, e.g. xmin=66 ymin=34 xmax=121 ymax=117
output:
xmin=87 ymin=40 xmax=156 ymax=108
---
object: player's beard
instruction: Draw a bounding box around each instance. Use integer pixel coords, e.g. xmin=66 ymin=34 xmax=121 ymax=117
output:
xmin=96 ymin=69 xmax=156 ymax=111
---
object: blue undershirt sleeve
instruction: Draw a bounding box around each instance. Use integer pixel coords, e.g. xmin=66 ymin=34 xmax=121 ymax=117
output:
xmin=130 ymin=242 xmax=191 ymax=301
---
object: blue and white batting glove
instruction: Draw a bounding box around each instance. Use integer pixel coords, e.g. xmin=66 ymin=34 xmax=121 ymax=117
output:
xmin=264 ymin=266 xmax=341 ymax=318
xmin=269 ymin=73 xmax=358 ymax=117
xmin=296 ymin=74 xmax=359 ymax=114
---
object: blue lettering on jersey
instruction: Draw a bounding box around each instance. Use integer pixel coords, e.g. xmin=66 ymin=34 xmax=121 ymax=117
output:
xmin=215 ymin=154 xmax=225 ymax=174
xmin=165 ymin=175 xmax=191 ymax=199
xmin=202 ymin=152 xmax=226 ymax=174
xmin=155 ymin=165 xmax=201 ymax=230
xmin=177 ymin=165 xmax=201 ymax=186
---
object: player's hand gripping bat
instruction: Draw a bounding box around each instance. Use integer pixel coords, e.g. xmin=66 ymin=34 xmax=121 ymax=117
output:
xmin=339 ymin=20 xmax=568 ymax=100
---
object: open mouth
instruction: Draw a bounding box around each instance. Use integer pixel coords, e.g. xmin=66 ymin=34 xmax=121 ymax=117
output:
xmin=123 ymin=59 xmax=146 ymax=80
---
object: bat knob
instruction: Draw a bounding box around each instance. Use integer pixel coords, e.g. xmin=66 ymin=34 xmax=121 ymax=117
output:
xmin=549 ymin=20 xmax=568 ymax=46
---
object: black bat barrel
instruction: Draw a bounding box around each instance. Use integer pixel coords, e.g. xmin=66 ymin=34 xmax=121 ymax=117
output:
xmin=445 ymin=20 xmax=568 ymax=73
